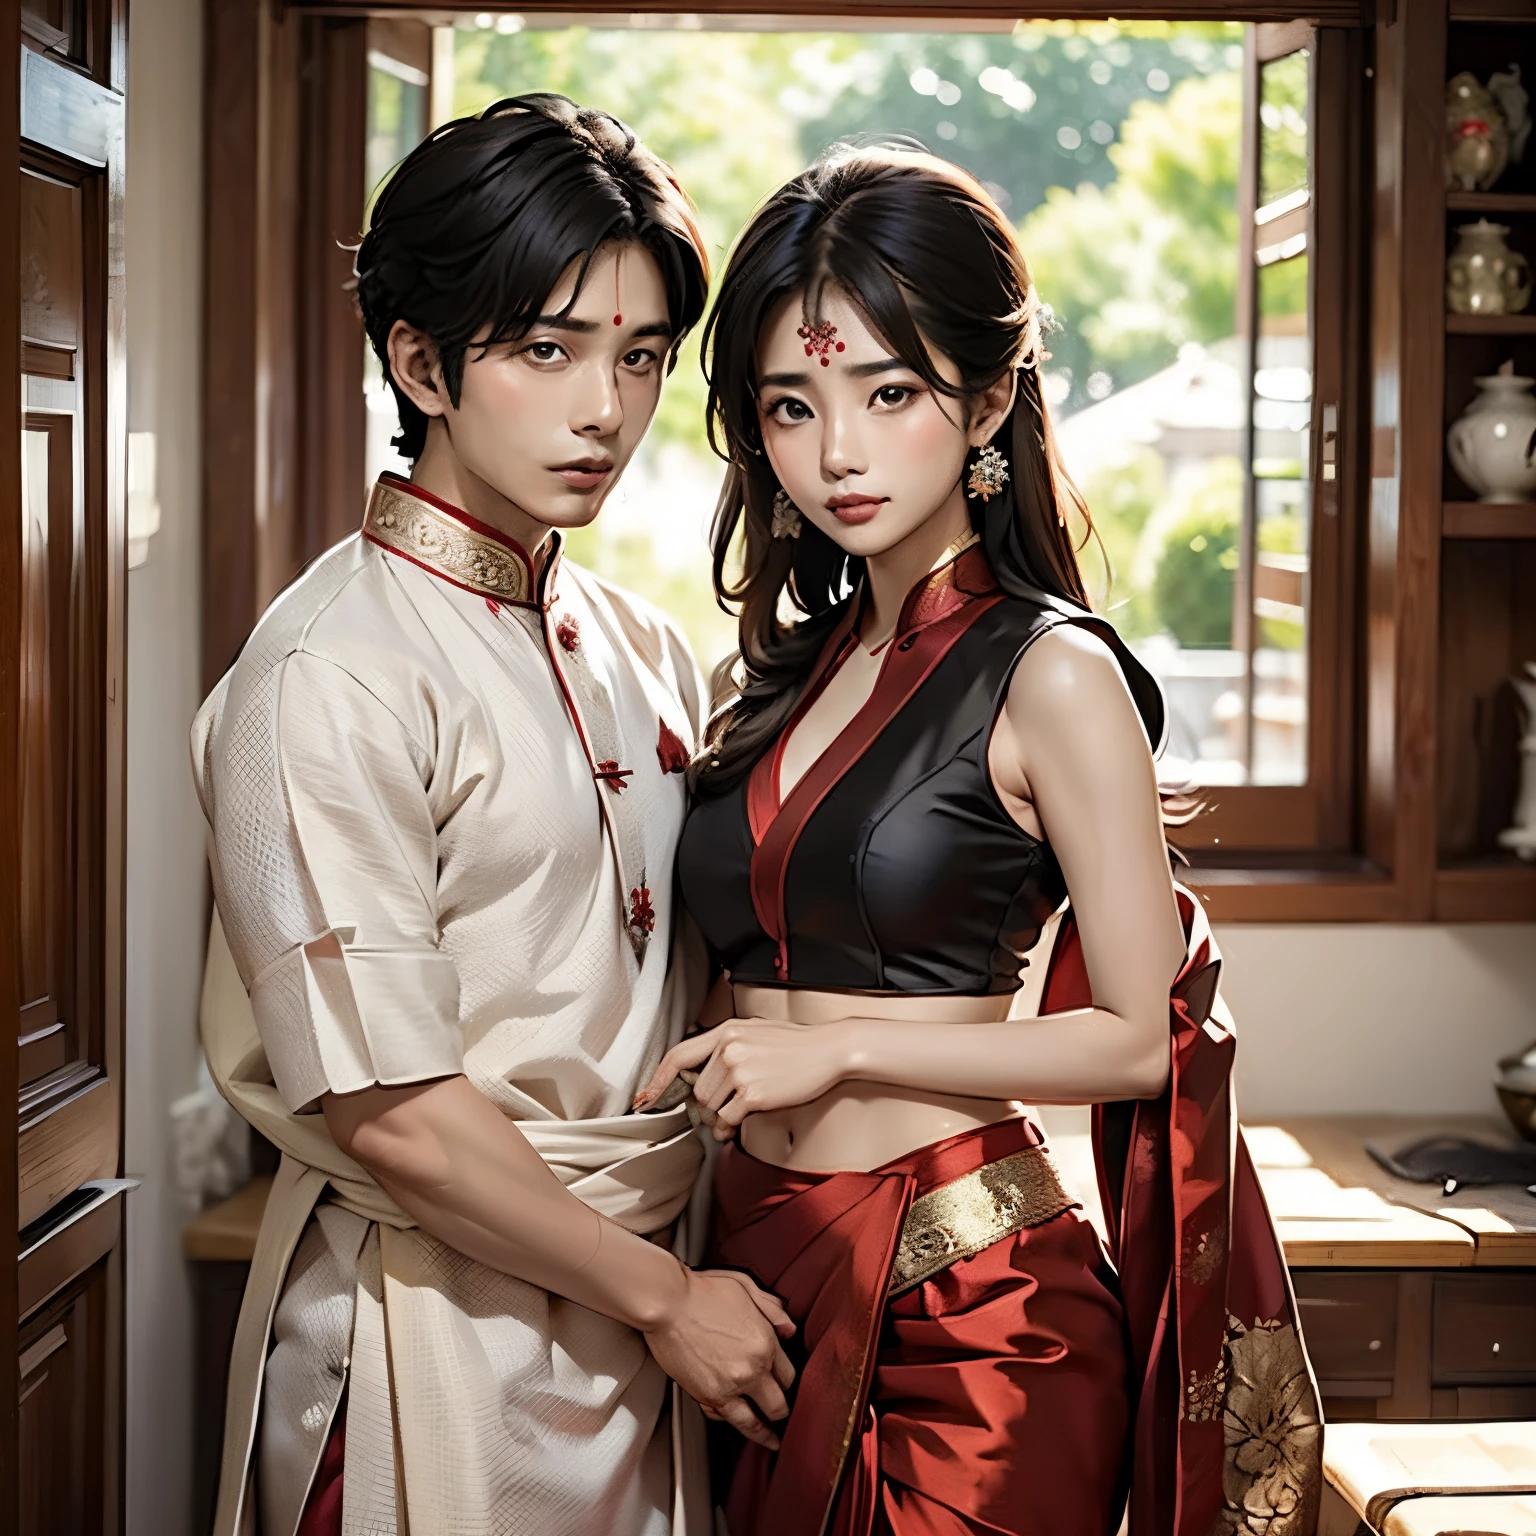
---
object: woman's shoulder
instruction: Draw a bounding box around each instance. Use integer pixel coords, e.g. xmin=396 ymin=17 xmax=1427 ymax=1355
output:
xmin=985 ymin=589 xmax=1167 ymax=756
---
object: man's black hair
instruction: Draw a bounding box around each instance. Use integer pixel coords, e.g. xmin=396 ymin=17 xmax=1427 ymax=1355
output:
xmin=355 ymin=93 xmax=710 ymax=462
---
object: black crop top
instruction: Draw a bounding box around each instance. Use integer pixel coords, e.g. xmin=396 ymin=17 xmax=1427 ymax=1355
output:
xmin=677 ymin=543 xmax=1165 ymax=995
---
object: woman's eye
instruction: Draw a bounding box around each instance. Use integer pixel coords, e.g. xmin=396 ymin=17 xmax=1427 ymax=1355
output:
xmin=525 ymin=342 xmax=565 ymax=363
xmin=770 ymin=398 xmax=813 ymax=424
xmin=873 ymin=385 xmax=916 ymax=409
xmin=622 ymin=348 xmax=659 ymax=370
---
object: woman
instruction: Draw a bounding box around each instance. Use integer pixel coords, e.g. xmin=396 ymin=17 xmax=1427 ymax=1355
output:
xmin=639 ymin=148 xmax=1321 ymax=1536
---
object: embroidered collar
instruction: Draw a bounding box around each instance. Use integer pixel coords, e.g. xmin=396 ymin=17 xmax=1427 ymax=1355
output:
xmin=363 ymin=474 xmax=557 ymax=608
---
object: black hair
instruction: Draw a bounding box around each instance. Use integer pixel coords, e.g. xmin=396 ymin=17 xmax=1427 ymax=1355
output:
xmin=695 ymin=144 xmax=1095 ymax=792
xmin=355 ymin=93 xmax=710 ymax=462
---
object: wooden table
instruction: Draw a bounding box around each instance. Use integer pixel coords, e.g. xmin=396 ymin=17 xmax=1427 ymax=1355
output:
xmin=1252 ymin=1117 xmax=1536 ymax=1424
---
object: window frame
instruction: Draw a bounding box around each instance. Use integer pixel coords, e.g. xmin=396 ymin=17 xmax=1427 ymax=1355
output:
xmin=204 ymin=0 xmax=1445 ymax=923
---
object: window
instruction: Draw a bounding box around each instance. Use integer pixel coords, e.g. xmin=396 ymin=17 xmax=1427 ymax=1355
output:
xmin=363 ymin=16 xmax=1363 ymax=861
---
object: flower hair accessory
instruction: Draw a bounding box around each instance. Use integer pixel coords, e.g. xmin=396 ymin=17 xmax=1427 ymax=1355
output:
xmin=771 ymin=489 xmax=803 ymax=539
xmin=967 ymin=444 xmax=1010 ymax=502
xmin=797 ymin=321 xmax=845 ymax=367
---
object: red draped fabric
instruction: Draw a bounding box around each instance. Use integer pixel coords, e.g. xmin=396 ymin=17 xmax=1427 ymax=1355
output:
xmin=710 ymin=1117 xmax=1129 ymax=1536
xmin=1044 ymin=891 xmax=1322 ymax=1536
xmin=709 ymin=890 xmax=1322 ymax=1536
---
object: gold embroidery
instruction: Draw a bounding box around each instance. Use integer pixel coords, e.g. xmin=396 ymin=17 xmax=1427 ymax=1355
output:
xmin=1218 ymin=1315 xmax=1323 ymax=1535
xmin=1185 ymin=1356 xmax=1228 ymax=1422
xmin=1183 ymin=1220 xmax=1228 ymax=1288
xmin=890 ymin=1145 xmax=1076 ymax=1296
xmin=364 ymin=480 xmax=533 ymax=605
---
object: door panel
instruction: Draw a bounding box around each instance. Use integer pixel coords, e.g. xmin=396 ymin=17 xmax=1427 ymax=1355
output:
xmin=9 ymin=19 xmax=127 ymax=1535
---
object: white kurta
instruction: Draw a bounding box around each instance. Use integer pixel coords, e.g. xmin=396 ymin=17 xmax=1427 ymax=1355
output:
xmin=191 ymin=477 xmax=710 ymax=1536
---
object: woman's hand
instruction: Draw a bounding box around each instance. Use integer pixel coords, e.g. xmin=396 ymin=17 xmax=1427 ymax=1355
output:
xmin=634 ymin=1019 xmax=850 ymax=1140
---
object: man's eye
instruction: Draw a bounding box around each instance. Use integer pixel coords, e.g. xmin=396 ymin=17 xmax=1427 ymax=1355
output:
xmin=526 ymin=342 xmax=564 ymax=363
xmin=622 ymin=348 xmax=659 ymax=369
xmin=874 ymin=386 xmax=915 ymax=408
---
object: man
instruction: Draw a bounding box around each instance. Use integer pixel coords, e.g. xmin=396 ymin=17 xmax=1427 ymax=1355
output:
xmin=192 ymin=95 xmax=792 ymax=1536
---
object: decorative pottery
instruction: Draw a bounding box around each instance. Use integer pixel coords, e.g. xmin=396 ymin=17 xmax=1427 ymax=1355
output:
xmin=1489 ymin=64 xmax=1532 ymax=167
xmin=1447 ymin=220 xmax=1531 ymax=316
xmin=1447 ymin=361 xmax=1536 ymax=503
xmin=1447 ymin=72 xmax=1511 ymax=191
xmin=1497 ymin=1034 xmax=1536 ymax=1143
xmin=1498 ymin=662 xmax=1536 ymax=861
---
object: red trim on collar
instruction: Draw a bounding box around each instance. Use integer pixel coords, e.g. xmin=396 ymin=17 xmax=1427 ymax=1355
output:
xmin=745 ymin=543 xmax=1003 ymax=980
xmin=376 ymin=471 xmax=546 ymax=589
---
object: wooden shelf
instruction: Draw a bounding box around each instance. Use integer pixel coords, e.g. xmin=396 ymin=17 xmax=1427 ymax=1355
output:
xmin=1433 ymin=861 xmax=1536 ymax=922
xmin=1449 ymin=0 xmax=1536 ymax=20
xmin=1443 ymin=501 xmax=1536 ymax=537
xmin=1446 ymin=313 xmax=1536 ymax=335
xmin=1446 ymin=192 xmax=1536 ymax=215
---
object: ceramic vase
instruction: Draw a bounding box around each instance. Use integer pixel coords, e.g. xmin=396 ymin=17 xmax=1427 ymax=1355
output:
xmin=1447 ymin=72 xmax=1511 ymax=191
xmin=1447 ymin=220 xmax=1532 ymax=315
xmin=1447 ymin=362 xmax=1536 ymax=502
xmin=1498 ymin=663 xmax=1536 ymax=861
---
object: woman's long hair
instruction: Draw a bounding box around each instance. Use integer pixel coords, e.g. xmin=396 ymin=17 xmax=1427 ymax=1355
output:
xmin=694 ymin=144 xmax=1097 ymax=793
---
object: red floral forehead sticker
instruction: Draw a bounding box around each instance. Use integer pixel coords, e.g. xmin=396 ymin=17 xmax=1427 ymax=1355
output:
xmin=797 ymin=321 xmax=845 ymax=367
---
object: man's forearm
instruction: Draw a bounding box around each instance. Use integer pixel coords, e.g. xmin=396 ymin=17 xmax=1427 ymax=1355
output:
xmin=324 ymin=1076 xmax=687 ymax=1330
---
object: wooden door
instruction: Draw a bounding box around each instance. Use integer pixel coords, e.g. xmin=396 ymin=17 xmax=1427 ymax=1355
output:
xmin=4 ymin=0 xmax=128 ymax=1527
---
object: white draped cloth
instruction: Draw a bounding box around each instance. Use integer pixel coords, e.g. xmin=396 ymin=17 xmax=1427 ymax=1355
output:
xmin=191 ymin=476 xmax=711 ymax=1536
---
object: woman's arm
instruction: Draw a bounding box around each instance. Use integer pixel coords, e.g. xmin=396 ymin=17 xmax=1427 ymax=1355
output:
xmin=637 ymin=628 xmax=1185 ymax=1126
xmin=324 ymin=1076 xmax=795 ymax=1447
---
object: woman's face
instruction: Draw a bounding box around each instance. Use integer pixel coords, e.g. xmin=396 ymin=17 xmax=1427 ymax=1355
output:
xmin=754 ymin=287 xmax=1009 ymax=560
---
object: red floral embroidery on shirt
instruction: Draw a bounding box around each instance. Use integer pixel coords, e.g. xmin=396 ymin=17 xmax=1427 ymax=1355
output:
xmin=594 ymin=760 xmax=632 ymax=793
xmin=656 ymin=717 xmax=690 ymax=774
xmin=556 ymin=614 xmax=581 ymax=652
xmin=629 ymin=886 xmax=656 ymax=934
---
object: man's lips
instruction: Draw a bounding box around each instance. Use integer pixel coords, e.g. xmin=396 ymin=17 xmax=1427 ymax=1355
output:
xmin=553 ymin=461 xmax=613 ymax=490
xmin=826 ymin=495 xmax=887 ymax=525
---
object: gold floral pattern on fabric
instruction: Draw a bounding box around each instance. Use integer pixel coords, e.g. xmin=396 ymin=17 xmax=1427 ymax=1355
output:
xmin=1184 ymin=1219 xmax=1228 ymax=1289
xmin=364 ymin=480 xmax=533 ymax=605
xmin=1218 ymin=1315 xmax=1323 ymax=1535
xmin=1185 ymin=1356 xmax=1228 ymax=1423
xmin=890 ymin=1145 xmax=1076 ymax=1296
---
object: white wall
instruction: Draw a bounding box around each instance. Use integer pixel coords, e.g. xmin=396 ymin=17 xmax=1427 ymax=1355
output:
xmin=123 ymin=0 xmax=206 ymax=1530
xmin=1218 ymin=923 xmax=1536 ymax=1120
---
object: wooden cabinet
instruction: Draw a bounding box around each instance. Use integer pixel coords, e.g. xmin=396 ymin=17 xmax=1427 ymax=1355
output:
xmin=4 ymin=0 xmax=128 ymax=1527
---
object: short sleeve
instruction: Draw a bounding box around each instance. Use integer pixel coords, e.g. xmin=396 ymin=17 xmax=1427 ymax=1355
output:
xmin=203 ymin=651 xmax=462 ymax=1112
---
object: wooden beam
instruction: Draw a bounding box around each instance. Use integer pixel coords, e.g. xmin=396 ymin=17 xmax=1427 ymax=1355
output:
xmin=0 ymin=0 xmax=24 ymax=1514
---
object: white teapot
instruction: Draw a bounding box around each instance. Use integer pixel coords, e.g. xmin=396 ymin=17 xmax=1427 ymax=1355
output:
xmin=1446 ymin=220 xmax=1531 ymax=315
xmin=1447 ymin=361 xmax=1536 ymax=502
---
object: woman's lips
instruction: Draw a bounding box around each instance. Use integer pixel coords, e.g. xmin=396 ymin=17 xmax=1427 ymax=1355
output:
xmin=554 ymin=463 xmax=613 ymax=491
xmin=826 ymin=496 xmax=886 ymax=525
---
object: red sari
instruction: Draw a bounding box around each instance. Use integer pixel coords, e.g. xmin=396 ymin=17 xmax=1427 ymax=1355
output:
xmin=708 ymin=893 xmax=1323 ymax=1536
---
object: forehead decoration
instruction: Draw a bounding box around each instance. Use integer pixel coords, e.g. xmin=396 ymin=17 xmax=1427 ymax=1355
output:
xmin=797 ymin=320 xmax=845 ymax=367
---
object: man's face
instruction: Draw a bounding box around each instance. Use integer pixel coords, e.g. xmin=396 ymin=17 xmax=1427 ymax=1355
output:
xmin=395 ymin=242 xmax=674 ymax=532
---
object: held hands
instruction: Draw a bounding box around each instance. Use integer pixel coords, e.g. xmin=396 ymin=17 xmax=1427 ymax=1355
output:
xmin=643 ymin=1267 xmax=797 ymax=1450
xmin=633 ymin=1019 xmax=850 ymax=1141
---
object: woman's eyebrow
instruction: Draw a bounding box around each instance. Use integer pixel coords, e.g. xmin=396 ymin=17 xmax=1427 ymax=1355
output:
xmin=846 ymin=357 xmax=909 ymax=378
xmin=759 ymin=369 xmax=811 ymax=387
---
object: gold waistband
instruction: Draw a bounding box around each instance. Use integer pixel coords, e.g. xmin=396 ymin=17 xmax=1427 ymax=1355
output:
xmin=890 ymin=1144 xmax=1077 ymax=1296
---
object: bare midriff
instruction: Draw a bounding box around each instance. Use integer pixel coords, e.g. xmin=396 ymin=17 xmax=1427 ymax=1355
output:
xmin=733 ymin=983 xmax=1024 ymax=1173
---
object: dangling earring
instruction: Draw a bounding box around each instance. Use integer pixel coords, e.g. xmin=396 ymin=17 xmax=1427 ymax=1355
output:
xmin=967 ymin=443 xmax=1010 ymax=502
xmin=771 ymin=489 xmax=803 ymax=540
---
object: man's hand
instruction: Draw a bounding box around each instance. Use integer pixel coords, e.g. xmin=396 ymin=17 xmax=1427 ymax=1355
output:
xmin=643 ymin=1267 xmax=796 ymax=1450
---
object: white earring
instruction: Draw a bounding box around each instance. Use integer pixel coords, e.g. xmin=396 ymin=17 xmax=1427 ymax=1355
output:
xmin=771 ymin=489 xmax=803 ymax=540
xmin=966 ymin=443 xmax=1010 ymax=502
